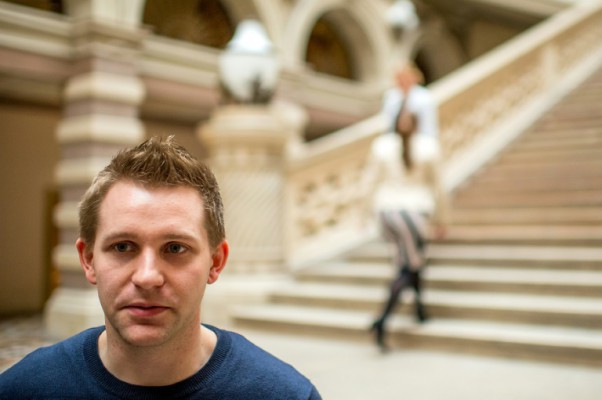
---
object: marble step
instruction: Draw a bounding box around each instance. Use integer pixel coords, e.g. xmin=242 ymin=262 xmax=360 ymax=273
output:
xmin=536 ymin=116 xmax=602 ymax=130
xmin=439 ymin=224 xmax=602 ymax=245
xmin=472 ymin=159 xmax=602 ymax=180
xmin=503 ymin=145 xmax=602 ymax=161
xmin=264 ymin=283 xmax=602 ymax=328
xmin=296 ymin=262 xmax=602 ymax=297
xmin=455 ymin=176 xmax=602 ymax=194
xmin=508 ymin=135 xmax=602 ymax=151
xmin=517 ymin=127 xmax=602 ymax=141
xmin=424 ymin=266 xmax=602 ymax=297
xmin=452 ymin=189 xmax=602 ymax=208
xmin=231 ymin=305 xmax=602 ymax=367
xmin=427 ymin=244 xmax=602 ymax=269
xmin=348 ymin=243 xmax=602 ymax=270
xmin=447 ymin=206 xmax=602 ymax=225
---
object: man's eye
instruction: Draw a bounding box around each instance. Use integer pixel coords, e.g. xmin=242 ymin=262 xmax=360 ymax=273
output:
xmin=166 ymin=243 xmax=186 ymax=254
xmin=113 ymin=243 xmax=133 ymax=252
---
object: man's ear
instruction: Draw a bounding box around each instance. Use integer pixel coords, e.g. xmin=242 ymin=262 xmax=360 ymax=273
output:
xmin=76 ymin=238 xmax=97 ymax=285
xmin=208 ymin=240 xmax=229 ymax=284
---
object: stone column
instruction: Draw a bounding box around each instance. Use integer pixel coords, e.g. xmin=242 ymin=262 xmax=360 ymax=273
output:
xmin=44 ymin=1 xmax=146 ymax=339
xmin=198 ymin=105 xmax=293 ymax=273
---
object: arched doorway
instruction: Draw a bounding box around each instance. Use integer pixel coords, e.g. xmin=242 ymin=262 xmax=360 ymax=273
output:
xmin=143 ymin=0 xmax=235 ymax=48
xmin=305 ymin=15 xmax=355 ymax=80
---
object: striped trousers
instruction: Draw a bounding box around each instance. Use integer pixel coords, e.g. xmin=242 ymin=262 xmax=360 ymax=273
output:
xmin=379 ymin=209 xmax=427 ymax=271
xmin=375 ymin=209 xmax=428 ymax=326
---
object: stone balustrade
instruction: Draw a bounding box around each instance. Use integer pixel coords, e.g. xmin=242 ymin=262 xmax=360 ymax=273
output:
xmin=430 ymin=0 xmax=602 ymax=190
xmin=283 ymin=0 xmax=602 ymax=266
xmin=285 ymin=114 xmax=387 ymax=267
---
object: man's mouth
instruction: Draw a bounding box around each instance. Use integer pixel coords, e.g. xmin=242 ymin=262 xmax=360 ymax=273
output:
xmin=125 ymin=304 xmax=169 ymax=317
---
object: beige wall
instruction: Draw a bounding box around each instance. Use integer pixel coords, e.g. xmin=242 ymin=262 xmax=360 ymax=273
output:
xmin=468 ymin=20 xmax=522 ymax=59
xmin=0 ymin=102 xmax=60 ymax=315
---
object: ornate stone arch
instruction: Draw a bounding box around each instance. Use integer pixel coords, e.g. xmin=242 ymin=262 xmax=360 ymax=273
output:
xmin=142 ymin=0 xmax=235 ymax=49
xmin=283 ymin=0 xmax=390 ymax=83
xmin=249 ymin=0 xmax=288 ymax=49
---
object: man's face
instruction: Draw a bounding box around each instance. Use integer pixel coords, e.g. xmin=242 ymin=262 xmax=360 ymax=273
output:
xmin=77 ymin=180 xmax=228 ymax=347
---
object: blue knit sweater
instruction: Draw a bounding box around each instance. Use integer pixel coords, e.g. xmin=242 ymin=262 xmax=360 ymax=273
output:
xmin=0 ymin=325 xmax=321 ymax=399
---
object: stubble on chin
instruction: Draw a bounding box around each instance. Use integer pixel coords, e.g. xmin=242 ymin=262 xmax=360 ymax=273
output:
xmin=105 ymin=313 xmax=173 ymax=349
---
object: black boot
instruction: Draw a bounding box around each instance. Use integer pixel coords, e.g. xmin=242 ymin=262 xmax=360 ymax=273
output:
xmin=370 ymin=320 xmax=389 ymax=352
xmin=415 ymin=302 xmax=428 ymax=323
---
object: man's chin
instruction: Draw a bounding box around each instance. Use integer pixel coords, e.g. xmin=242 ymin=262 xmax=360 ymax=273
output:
xmin=116 ymin=324 xmax=172 ymax=348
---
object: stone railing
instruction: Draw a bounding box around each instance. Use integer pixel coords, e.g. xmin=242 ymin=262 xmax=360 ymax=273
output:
xmin=431 ymin=0 xmax=602 ymax=190
xmin=285 ymin=114 xmax=387 ymax=267
xmin=283 ymin=0 xmax=602 ymax=266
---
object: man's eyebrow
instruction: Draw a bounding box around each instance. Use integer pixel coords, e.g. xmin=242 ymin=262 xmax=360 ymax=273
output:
xmin=162 ymin=232 xmax=199 ymax=242
xmin=99 ymin=231 xmax=200 ymax=243
xmin=99 ymin=231 xmax=138 ymax=243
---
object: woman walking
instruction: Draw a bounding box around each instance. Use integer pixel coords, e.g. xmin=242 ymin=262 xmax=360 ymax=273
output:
xmin=369 ymin=63 xmax=446 ymax=351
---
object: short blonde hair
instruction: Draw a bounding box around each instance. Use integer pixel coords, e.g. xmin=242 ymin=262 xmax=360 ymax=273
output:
xmin=394 ymin=62 xmax=424 ymax=86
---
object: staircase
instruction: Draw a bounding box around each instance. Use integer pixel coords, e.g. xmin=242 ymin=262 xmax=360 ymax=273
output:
xmin=231 ymin=66 xmax=602 ymax=367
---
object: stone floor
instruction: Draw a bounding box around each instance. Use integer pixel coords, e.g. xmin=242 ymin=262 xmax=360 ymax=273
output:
xmin=243 ymin=329 xmax=602 ymax=400
xmin=1 ymin=315 xmax=601 ymax=399
xmin=0 ymin=314 xmax=55 ymax=373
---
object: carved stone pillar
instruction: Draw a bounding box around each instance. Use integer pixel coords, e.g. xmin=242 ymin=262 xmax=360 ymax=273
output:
xmin=44 ymin=5 xmax=146 ymax=338
xmin=198 ymin=105 xmax=292 ymax=273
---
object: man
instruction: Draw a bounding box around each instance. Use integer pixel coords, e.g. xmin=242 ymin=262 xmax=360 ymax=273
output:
xmin=0 ymin=136 xmax=321 ymax=399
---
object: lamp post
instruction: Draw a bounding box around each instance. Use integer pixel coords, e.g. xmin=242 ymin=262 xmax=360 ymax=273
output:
xmin=387 ymin=0 xmax=419 ymax=37
xmin=386 ymin=0 xmax=421 ymax=64
xmin=199 ymin=19 xmax=304 ymax=278
xmin=219 ymin=19 xmax=280 ymax=104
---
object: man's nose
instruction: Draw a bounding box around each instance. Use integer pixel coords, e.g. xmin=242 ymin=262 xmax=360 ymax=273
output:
xmin=131 ymin=249 xmax=165 ymax=289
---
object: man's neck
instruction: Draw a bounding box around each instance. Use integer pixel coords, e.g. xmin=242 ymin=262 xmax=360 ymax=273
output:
xmin=98 ymin=325 xmax=217 ymax=386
